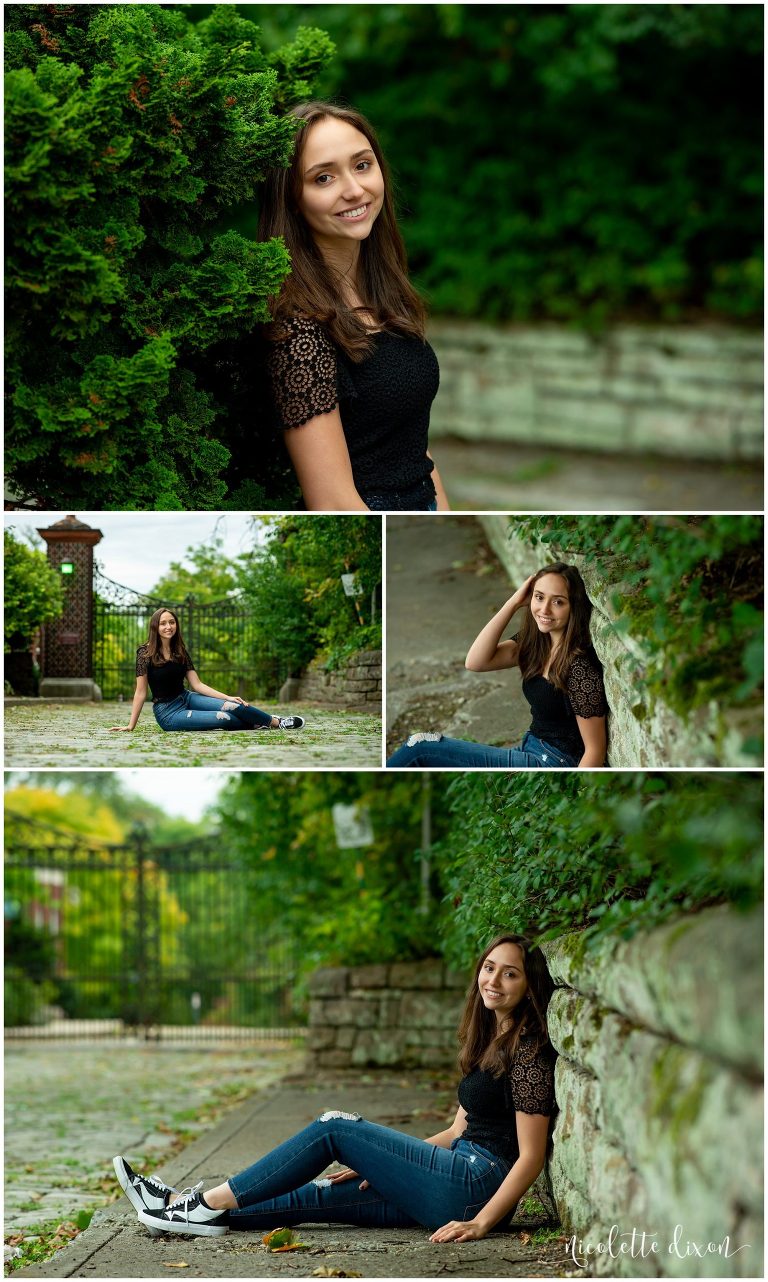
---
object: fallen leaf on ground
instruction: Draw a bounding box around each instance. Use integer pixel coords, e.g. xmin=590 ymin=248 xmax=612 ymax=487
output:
xmin=163 ymin=1264 xmax=190 ymax=1269
xmin=519 ymin=1231 xmax=531 ymax=1245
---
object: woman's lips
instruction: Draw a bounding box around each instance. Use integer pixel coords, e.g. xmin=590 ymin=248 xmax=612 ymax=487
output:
xmin=335 ymin=203 xmax=370 ymax=220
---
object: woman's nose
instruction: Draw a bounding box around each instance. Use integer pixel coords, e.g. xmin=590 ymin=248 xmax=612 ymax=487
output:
xmin=341 ymin=172 xmax=366 ymax=200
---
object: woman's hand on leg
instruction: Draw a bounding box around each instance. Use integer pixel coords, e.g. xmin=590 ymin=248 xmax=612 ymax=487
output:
xmin=326 ymin=1168 xmax=369 ymax=1190
xmin=429 ymin=1219 xmax=488 ymax=1243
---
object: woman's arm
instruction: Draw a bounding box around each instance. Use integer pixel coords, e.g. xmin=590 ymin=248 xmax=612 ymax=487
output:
xmin=108 ymin=675 xmax=148 ymax=731
xmin=185 ymin=671 xmax=245 ymax=703
xmin=427 ymin=452 xmax=451 ymax=511
xmin=576 ymin=715 xmax=606 ymax=768
xmin=464 ymin=575 xmax=535 ymax=672
xmin=284 ymin=408 xmax=371 ymax=511
xmin=429 ymin=1111 xmax=550 ymax=1243
xmin=423 ymin=1104 xmax=467 ymax=1149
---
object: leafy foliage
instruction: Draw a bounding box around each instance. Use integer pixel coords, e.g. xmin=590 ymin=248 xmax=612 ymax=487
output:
xmin=4 ymin=528 xmax=66 ymax=648
xmin=435 ymin=773 xmax=764 ymax=972
xmin=241 ymin=3 xmax=762 ymax=325
xmin=5 ymin=3 xmax=333 ymax=508
xmin=509 ymin=515 xmax=763 ymax=716
xmin=237 ymin=515 xmax=382 ymax=681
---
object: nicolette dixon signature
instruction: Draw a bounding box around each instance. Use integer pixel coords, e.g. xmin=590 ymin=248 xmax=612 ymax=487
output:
xmin=566 ymin=1223 xmax=751 ymax=1268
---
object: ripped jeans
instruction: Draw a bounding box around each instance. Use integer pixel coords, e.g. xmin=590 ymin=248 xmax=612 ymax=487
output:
xmin=152 ymin=692 xmax=273 ymax=732
xmin=386 ymin=730 xmax=580 ymax=769
xmin=228 ymin=1111 xmax=512 ymax=1231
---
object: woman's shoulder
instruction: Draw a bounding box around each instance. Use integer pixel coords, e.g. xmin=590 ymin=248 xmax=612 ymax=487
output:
xmin=136 ymin=644 xmax=149 ymax=656
xmin=267 ymin=312 xmax=334 ymax=349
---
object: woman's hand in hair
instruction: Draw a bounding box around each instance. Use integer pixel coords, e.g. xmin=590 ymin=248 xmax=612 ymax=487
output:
xmin=325 ymin=1167 xmax=369 ymax=1190
xmin=429 ymin=1219 xmax=488 ymax=1243
xmin=509 ymin=574 xmax=536 ymax=611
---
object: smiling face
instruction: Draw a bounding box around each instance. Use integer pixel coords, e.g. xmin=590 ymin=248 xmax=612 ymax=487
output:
xmin=530 ymin=572 xmax=571 ymax=641
xmin=158 ymin=611 xmax=177 ymax=644
xmin=296 ymin=116 xmax=385 ymax=253
xmin=477 ymin=942 xmax=529 ymax=1026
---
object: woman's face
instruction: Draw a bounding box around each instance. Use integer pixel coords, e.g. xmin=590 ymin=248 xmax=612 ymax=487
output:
xmin=530 ymin=573 xmax=570 ymax=638
xmin=296 ymin=117 xmax=385 ymax=250
xmin=477 ymin=943 xmax=528 ymax=1025
xmin=158 ymin=612 xmax=177 ymax=642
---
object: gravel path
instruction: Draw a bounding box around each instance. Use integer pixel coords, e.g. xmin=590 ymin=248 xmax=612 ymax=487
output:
xmin=4 ymin=704 xmax=382 ymax=769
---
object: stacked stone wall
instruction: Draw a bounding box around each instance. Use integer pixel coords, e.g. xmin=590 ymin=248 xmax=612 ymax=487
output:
xmin=543 ymin=904 xmax=763 ymax=1278
xmin=427 ymin=321 xmax=762 ymax=460
xmin=294 ymin=649 xmax=381 ymax=712
xmin=477 ymin=516 xmax=757 ymax=766
xmin=307 ymin=958 xmax=466 ymax=1069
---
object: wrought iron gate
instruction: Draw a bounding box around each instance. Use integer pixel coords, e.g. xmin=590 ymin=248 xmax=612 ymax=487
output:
xmin=92 ymin=570 xmax=289 ymax=701
xmin=5 ymin=814 xmax=302 ymax=1040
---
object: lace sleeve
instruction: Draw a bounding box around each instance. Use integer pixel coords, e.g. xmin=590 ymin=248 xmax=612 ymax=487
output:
xmin=567 ymin=653 xmax=608 ymax=719
xmin=266 ymin=316 xmax=338 ymax=429
xmin=510 ymin=1042 xmax=556 ymax=1115
xmin=184 ymin=655 xmax=195 ymax=673
xmin=136 ymin=647 xmax=149 ymax=677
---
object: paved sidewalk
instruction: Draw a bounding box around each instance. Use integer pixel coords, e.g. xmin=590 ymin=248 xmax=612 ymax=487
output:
xmin=21 ymin=1073 xmax=565 ymax=1279
xmin=386 ymin=516 xmax=529 ymax=756
xmin=434 ymin=437 xmax=762 ymax=511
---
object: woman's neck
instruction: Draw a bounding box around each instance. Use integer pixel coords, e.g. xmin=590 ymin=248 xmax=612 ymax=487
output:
xmin=316 ymin=239 xmax=361 ymax=298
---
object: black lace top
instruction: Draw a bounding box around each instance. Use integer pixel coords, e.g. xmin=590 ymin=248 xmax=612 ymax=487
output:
xmin=522 ymin=648 xmax=608 ymax=759
xmin=265 ymin=316 xmax=440 ymax=510
xmin=136 ymin=646 xmax=194 ymax=704
xmin=458 ymin=1037 xmax=557 ymax=1165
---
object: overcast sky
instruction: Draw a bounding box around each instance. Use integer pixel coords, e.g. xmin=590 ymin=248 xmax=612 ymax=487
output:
xmin=122 ymin=768 xmax=235 ymax=820
xmin=5 ymin=512 xmax=268 ymax=594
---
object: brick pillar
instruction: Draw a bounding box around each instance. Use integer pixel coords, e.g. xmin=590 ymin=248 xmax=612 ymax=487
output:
xmin=37 ymin=515 xmax=103 ymax=700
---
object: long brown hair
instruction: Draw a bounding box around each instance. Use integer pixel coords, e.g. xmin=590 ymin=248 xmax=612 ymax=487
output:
xmin=517 ymin=563 xmax=594 ymax=692
xmin=457 ymin=934 xmax=554 ymax=1079
xmin=143 ymin=608 xmax=191 ymax=668
xmin=259 ymin=101 xmax=426 ymax=361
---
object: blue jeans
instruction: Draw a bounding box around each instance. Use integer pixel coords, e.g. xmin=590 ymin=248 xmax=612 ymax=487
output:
xmin=153 ymin=692 xmax=273 ymax=732
xmin=228 ymin=1112 xmax=511 ymax=1231
xmin=386 ymin=730 xmax=579 ymax=769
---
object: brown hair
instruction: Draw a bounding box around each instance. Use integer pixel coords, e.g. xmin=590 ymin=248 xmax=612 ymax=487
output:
xmin=259 ymin=101 xmax=426 ymax=361
xmin=143 ymin=608 xmax=191 ymax=668
xmin=457 ymin=934 xmax=554 ymax=1079
xmin=516 ymin=563 xmax=594 ymax=692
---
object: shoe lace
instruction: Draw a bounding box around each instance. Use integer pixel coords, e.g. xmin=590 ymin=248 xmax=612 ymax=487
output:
xmin=175 ymin=1181 xmax=203 ymax=1201
xmin=144 ymin=1173 xmax=171 ymax=1192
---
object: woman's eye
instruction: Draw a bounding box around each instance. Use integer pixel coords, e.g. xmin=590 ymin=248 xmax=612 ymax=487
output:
xmin=315 ymin=174 xmax=333 ymax=185
xmin=357 ymin=159 xmax=372 ymax=171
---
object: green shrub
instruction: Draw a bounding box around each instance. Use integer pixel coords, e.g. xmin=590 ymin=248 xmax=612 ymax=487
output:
xmin=4 ymin=528 xmax=65 ymax=650
xmin=5 ymin=3 xmax=333 ymax=508
xmin=435 ymin=773 xmax=763 ymax=971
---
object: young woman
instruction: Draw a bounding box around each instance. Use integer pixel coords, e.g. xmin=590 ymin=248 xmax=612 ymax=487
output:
xmin=387 ymin=563 xmax=608 ymax=768
xmin=259 ymin=101 xmax=450 ymax=513
xmin=113 ymin=933 xmax=556 ymax=1241
xmin=108 ymin=608 xmax=304 ymax=735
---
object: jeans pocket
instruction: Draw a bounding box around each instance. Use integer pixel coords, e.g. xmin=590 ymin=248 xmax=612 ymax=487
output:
xmin=459 ymin=1141 xmax=498 ymax=1176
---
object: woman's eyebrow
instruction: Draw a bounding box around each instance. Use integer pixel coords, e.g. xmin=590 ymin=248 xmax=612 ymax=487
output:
xmin=304 ymin=148 xmax=374 ymax=177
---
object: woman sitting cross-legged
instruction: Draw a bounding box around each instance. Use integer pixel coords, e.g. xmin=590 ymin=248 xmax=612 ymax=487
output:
xmin=387 ymin=563 xmax=608 ymax=769
xmin=113 ymin=933 xmax=556 ymax=1243
xmin=108 ymin=608 xmax=304 ymax=735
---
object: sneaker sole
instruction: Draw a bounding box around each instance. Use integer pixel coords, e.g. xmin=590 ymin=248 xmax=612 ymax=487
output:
xmin=113 ymin=1157 xmax=162 ymax=1237
xmin=138 ymin=1212 xmax=229 ymax=1237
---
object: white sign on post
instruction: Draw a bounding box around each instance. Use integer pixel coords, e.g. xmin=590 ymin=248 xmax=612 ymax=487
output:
xmin=332 ymin=803 xmax=374 ymax=848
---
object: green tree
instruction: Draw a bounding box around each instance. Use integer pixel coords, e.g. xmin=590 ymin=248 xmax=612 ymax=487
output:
xmin=4 ymin=528 xmax=65 ymax=649
xmin=149 ymin=531 xmax=240 ymax=603
xmin=5 ymin=3 xmax=333 ymax=508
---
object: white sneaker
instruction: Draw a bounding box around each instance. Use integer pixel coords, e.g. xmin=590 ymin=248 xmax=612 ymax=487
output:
xmin=277 ymin=715 xmax=305 ymax=730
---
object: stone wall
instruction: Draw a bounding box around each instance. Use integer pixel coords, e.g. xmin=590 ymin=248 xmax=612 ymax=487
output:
xmin=427 ymin=321 xmax=762 ymax=461
xmin=543 ymin=904 xmax=763 ymax=1278
xmin=290 ymin=649 xmax=381 ymax=713
xmin=307 ymin=958 xmax=466 ymax=1069
xmin=477 ymin=516 xmax=757 ymax=767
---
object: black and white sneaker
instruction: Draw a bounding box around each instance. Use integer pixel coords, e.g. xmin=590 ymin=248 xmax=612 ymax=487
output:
xmin=276 ymin=715 xmax=305 ymax=730
xmin=113 ymin=1156 xmax=177 ymax=1217
xmin=138 ymin=1189 xmax=230 ymax=1237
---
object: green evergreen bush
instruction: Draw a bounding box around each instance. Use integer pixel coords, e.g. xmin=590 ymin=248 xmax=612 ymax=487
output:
xmin=5 ymin=3 xmax=333 ymax=508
